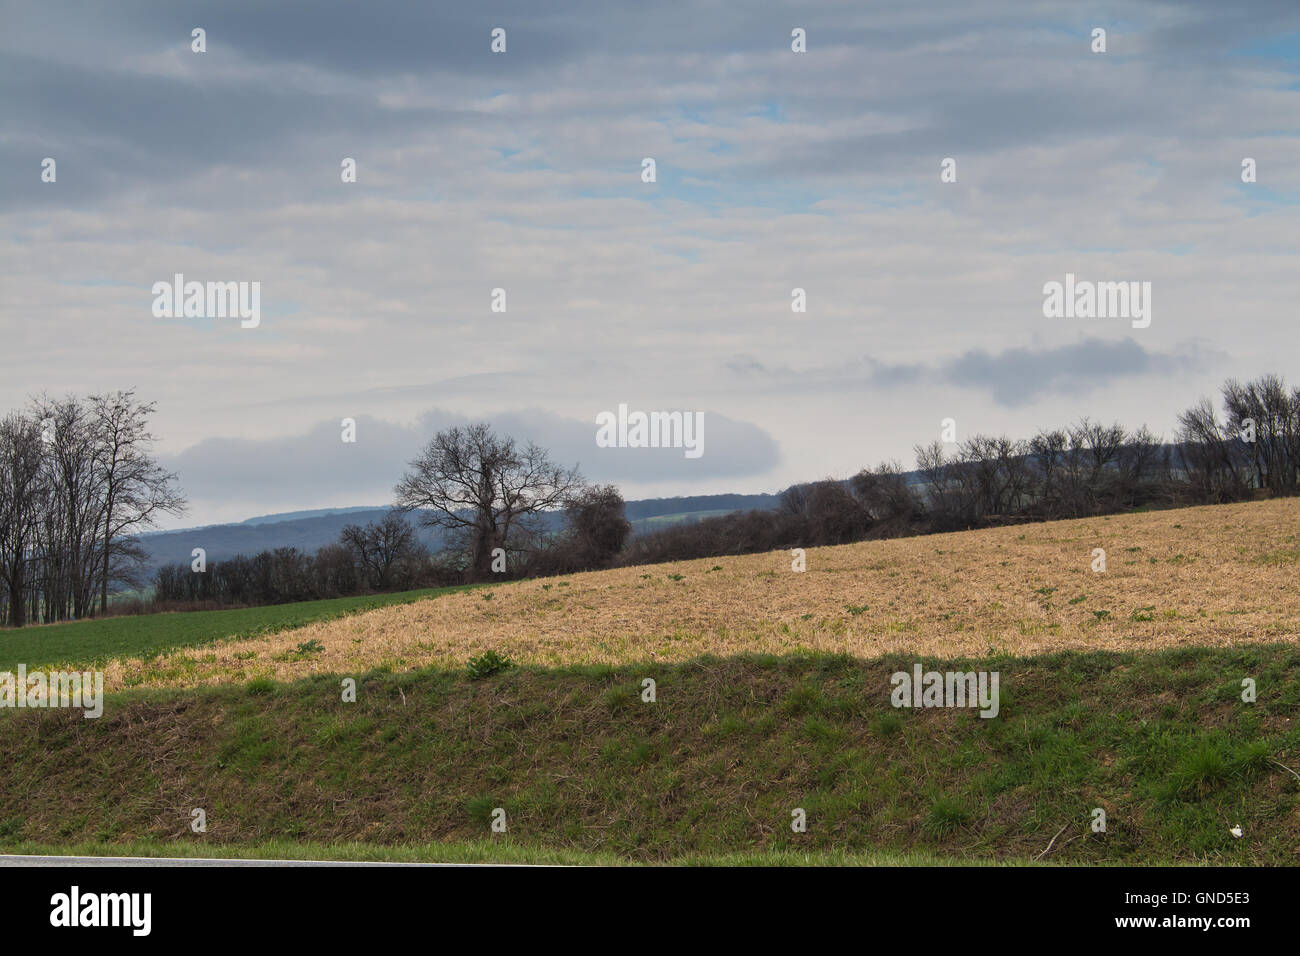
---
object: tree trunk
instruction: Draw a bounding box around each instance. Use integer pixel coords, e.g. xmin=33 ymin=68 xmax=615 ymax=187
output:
xmin=7 ymin=577 xmax=23 ymax=628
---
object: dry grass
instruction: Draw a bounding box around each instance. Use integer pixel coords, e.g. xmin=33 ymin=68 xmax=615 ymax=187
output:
xmin=106 ymin=498 xmax=1300 ymax=690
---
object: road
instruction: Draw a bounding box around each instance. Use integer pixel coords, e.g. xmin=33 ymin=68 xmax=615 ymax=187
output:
xmin=0 ymin=854 xmax=499 ymax=867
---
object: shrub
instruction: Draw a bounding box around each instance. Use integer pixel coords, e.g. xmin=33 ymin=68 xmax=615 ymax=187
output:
xmin=466 ymin=650 xmax=515 ymax=680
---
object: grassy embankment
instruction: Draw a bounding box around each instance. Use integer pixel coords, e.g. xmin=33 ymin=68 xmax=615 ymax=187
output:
xmin=1 ymin=500 xmax=1297 ymax=864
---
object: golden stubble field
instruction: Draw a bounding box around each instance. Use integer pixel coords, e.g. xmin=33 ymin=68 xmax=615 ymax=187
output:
xmin=106 ymin=498 xmax=1300 ymax=690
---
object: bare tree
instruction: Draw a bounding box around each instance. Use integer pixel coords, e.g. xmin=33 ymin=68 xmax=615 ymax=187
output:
xmin=851 ymin=460 xmax=921 ymax=532
xmin=1222 ymin=375 xmax=1299 ymax=494
xmin=1053 ymin=418 xmax=1129 ymax=515
xmin=1116 ymin=424 xmax=1167 ymax=506
xmin=0 ymin=415 xmax=46 ymax=626
xmin=802 ymin=479 xmax=871 ymax=543
xmin=958 ymin=435 xmax=1029 ymax=519
xmin=2 ymin=392 xmax=188 ymax=624
xmin=340 ymin=511 xmax=424 ymax=590
xmin=90 ymin=390 xmax=186 ymax=613
xmin=914 ymin=440 xmax=968 ymax=528
xmin=394 ymin=423 xmax=583 ymax=580
xmin=1028 ymin=429 xmax=1068 ymax=515
xmin=1176 ymin=398 xmax=1244 ymax=502
xmin=31 ymin=396 xmax=103 ymax=619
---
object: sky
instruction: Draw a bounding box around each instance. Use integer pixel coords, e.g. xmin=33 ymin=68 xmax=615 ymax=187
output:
xmin=2 ymin=0 xmax=1298 ymax=528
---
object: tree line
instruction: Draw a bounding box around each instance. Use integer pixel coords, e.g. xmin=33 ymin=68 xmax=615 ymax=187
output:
xmin=151 ymin=511 xmax=437 ymax=606
xmin=149 ymin=423 xmax=632 ymax=608
xmin=622 ymin=373 xmax=1300 ymax=565
xmin=150 ymin=484 xmax=631 ymax=608
xmin=7 ymin=373 xmax=1297 ymax=622
xmin=0 ymin=392 xmax=185 ymax=626
xmin=359 ymin=373 xmax=1300 ymax=584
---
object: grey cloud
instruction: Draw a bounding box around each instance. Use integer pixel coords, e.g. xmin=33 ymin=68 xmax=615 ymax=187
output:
xmin=4 ymin=0 xmax=583 ymax=76
xmin=8 ymin=0 xmax=1298 ymax=213
xmin=164 ymin=407 xmax=781 ymax=516
xmin=728 ymin=354 xmax=924 ymax=389
xmin=493 ymin=408 xmax=782 ymax=482
xmin=727 ymin=338 xmax=1219 ymax=407
xmin=943 ymin=338 xmax=1215 ymax=406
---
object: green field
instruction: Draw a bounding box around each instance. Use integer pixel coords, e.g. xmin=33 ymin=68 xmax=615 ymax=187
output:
xmin=0 ymin=584 xmax=479 ymax=671
xmin=628 ymin=509 xmax=739 ymax=533
xmin=2 ymin=644 xmax=1296 ymax=864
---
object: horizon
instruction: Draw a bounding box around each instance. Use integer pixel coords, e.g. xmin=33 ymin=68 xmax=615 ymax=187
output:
xmin=141 ymin=425 xmax=1211 ymax=536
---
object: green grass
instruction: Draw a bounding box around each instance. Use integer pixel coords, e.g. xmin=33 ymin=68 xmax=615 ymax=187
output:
xmin=0 ymin=584 xmax=481 ymax=670
xmin=629 ymin=510 xmax=739 ymax=534
xmin=0 ymin=839 xmax=1099 ymax=866
xmin=1257 ymin=548 xmax=1300 ymax=566
xmin=1 ymin=644 xmax=1297 ymax=864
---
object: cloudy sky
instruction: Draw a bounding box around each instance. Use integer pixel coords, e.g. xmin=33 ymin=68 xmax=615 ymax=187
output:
xmin=3 ymin=0 xmax=1298 ymax=527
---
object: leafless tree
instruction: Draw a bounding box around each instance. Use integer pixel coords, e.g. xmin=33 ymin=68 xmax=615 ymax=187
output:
xmin=90 ymin=390 xmax=187 ymax=613
xmin=340 ymin=511 xmax=425 ymax=590
xmin=1221 ymin=375 xmax=1299 ymax=494
xmin=31 ymin=395 xmax=103 ymax=619
xmin=851 ymin=460 xmax=921 ymax=532
xmin=394 ymin=423 xmax=583 ymax=580
xmin=0 ymin=393 xmax=185 ymax=625
xmin=0 ymin=415 xmax=46 ymax=626
xmin=1175 ymin=398 xmax=1245 ymax=502
xmin=1028 ymin=429 xmax=1068 ymax=514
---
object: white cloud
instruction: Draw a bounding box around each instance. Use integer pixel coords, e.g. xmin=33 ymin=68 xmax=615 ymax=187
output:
xmin=2 ymin=0 xmax=1298 ymax=524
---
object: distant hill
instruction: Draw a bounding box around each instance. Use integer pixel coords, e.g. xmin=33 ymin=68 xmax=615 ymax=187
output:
xmin=136 ymin=493 xmax=784 ymax=577
xmin=238 ymin=507 xmax=384 ymax=526
xmin=138 ymin=508 xmax=410 ymax=573
xmin=623 ymin=493 xmax=780 ymax=521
